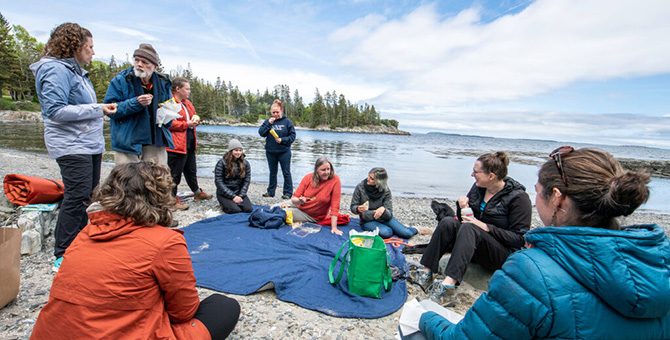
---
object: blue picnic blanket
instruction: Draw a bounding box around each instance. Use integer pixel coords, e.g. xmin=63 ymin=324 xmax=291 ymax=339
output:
xmin=182 ymin=209 xmax=408 ymax=318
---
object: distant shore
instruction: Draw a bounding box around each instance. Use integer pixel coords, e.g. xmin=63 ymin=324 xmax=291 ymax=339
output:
xmin=203 ymin=116 xmax=412 ymax=135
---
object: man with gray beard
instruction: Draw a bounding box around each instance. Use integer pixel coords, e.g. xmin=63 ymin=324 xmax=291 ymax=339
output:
xmin=104 ymin=43 xmax=175 ymax=165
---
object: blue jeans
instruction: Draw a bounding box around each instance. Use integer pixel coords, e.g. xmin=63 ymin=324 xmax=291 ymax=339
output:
xmin=266 ymin=150 xmax=292 ymax=196
xmin=361 ymin=217 xmax=418 ymax=239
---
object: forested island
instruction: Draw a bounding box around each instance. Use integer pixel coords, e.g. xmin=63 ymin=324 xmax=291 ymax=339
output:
xmin=0 ymin=13 xmax=408 ymax=135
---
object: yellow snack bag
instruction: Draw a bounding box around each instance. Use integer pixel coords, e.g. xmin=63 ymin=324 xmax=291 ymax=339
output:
xmin=284 ymin=209 xmax=293 ymax=225
xmin=351 ymin=237 xmax=364 ymax=247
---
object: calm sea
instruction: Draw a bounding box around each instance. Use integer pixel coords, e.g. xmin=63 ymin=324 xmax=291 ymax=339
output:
xmin=1 ymin=122 xmax=669 ymax=214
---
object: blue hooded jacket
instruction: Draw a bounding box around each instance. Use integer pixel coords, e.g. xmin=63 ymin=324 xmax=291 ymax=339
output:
xmin=103 ymin=66 xmax=174 ymax=156
xmin=420 ymin=224 xmax=670 ymax=339
xmin=30 ymin=57 xmax=104 ymax=159
xmin=258 ymin=116 xmax=296 ymax=153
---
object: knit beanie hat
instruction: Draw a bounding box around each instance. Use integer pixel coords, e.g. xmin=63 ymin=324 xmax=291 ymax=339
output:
xmin=133 ymin=43 xmax=160 ymax=66
xmin=228 ymin=139 xmax=243 ymax=152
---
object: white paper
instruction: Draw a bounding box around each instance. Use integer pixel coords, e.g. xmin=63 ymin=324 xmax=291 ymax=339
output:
xmin=156 ymin=107 xmax=182 ymax=127
xmin=398 ymin=299 xmax=464 ymax=336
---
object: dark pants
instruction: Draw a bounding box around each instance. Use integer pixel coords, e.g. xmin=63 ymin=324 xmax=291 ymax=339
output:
xmin=168 ymin=129 xmax=199 ymax=196
xmin=193 ymin=294 xmax=240 ymax=340
xmin=419 ymin=217 xmax=516 ymax=284
xmin=266 ymin=150 xmax=292 ymax=196
xmin=217 ymin=194 xmax=253 ymax=214
xmin=54 ymin=154 xmax=102 ymax=258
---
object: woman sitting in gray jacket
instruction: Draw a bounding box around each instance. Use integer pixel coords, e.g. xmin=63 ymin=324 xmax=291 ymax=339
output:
xmin=350 ymin=168 xmax=417 ymax=239
xmin=215 ymin=139 xmax=252 ymax=213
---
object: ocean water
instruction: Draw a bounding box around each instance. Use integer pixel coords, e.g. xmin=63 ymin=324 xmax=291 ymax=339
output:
xmin=1 ymin=122 xmax=668 ymax=214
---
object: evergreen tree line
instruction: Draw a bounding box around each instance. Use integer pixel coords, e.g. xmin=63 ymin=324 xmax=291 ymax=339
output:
xmin=0 ymin=13 xmax=399 ymax=129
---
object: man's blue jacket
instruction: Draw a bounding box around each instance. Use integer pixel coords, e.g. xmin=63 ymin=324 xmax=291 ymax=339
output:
xmin=104 ymin=66 xmax=174 ymax=156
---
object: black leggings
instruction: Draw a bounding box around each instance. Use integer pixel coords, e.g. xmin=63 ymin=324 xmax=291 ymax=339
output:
xmin=419 ymin=217 xmax=516 ymax=283
xmin=193 ymin=294 xmax=240 ymax=339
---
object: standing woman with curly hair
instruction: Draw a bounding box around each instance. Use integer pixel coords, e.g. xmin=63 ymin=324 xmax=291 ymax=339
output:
xmin=30 ymin=23 xmax=117 ymax=272
xmin=31 ymin=162 xmax=240 ymax=340
xmin=215 ymin=139 xmax=253 ymax=213
xmin=258 ymin=99 xmax=296 ymax=199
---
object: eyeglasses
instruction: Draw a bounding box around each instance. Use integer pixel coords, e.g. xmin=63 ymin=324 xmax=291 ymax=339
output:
xmin=549 ymin=146 xmax=574 ymax=186
xmin=472 ymin=168 xmax=488 ymax=175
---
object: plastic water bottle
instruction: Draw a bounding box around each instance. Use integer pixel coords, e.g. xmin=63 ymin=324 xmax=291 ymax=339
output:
xmin=461 ymin=207 xmax=474 ymax=219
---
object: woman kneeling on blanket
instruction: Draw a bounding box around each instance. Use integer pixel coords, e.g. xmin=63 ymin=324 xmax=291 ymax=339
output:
xmin=215 ymin=138 xmax=253 ymax=214
xmin=350 ymin=167 xmax=417 ymax=239
xmin=288 ymin=156 xmax=345 ymax=235
xmin=419 ymin=148 xmax=670 ymax=340
xmin=31 ymin=162 xmax=240 ymax=340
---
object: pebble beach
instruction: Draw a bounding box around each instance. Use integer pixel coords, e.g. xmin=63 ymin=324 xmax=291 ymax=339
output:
xmin=1 ymin=149 xmax=669 ymax=340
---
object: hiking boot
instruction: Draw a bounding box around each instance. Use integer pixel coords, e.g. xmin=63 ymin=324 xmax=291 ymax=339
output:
xmin=174 ymin=200 xmax=188 ymax=210
xmin=422 ymin=281 xmax=458 ymax=307
xmin=281 ymin=195 xmax=291 ymax=200
xmin=262 ymin=192 xmax=274 ymax=198
xmin=409 ymin=268 xmax=434 ymax=291
xmin=194 ymin=190 xmax=213 ymax=201
xmin=52 ymin=256 xmax=63 ymax=273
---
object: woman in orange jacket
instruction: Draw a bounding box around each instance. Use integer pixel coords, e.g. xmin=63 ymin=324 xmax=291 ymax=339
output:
xmin=30 ymin=162 xmax=239 ymax=340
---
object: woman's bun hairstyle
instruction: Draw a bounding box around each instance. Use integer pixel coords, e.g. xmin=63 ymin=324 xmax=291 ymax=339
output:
xmin=272 ymin=99 xmax=283 ymax=112
xmin=598 ymin=171 xmax=650 ymax=218
xmin=538 ymin=148 xmax=650 ymax=229
xmin=478 ymin=151 xmax=509 ymax=178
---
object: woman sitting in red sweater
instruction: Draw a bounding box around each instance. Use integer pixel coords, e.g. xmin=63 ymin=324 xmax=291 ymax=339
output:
xmin=31 ymin=161 xmax=239 ymax=340
xmin=289 ymin=156 xmax=344 ymax=235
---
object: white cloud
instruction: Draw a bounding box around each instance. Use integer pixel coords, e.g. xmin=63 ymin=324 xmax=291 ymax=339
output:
xmin=163 ymin=56 xmax=387 ymax=104
xmin=332 ymin=0 xmax=670 ymax=107
xmin=92 ymin=23 xmax=160 ymax=41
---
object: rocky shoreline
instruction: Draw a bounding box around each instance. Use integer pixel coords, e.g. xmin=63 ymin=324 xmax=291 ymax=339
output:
xmin=1 ymin=149 xmax=669 ymax=339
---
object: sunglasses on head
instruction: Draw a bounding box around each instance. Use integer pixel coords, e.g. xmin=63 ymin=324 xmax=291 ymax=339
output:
xmin=549 ymin=146 xmax=574 ymax=186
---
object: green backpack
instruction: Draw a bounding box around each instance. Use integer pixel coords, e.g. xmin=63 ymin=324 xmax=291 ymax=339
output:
xmin=328 ymin=234 xmax=392 ymax=299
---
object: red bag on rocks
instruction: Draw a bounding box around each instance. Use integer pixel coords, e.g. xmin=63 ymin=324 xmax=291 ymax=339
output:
xmin=3 ymin=174 xmax=64 ymax=206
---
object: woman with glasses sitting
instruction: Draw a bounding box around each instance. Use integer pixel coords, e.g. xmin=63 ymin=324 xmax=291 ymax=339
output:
xmin=418 ymin=147 xmax=670 ymax=339
xmin=410 ymin=151 xmax=532 ymax=306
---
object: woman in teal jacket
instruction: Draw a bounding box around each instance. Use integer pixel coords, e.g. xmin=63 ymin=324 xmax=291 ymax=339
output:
xmin=419 ymin=147 xmax=670 ymax=339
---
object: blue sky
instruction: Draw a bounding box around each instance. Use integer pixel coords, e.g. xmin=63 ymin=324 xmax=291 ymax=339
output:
xmin=2 ymin=0 xmax=669 ymax=148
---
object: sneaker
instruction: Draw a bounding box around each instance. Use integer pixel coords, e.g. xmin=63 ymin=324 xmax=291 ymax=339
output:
xmin=171 ymin=219 xmax=180 ymax=228
xmin=52 ymin=257 xmax=63 ymax=273
xmin=194 ymin=190 xmax=213 ymax=201
xmin=409 ymin=268 xmax=434 ymax=291
xmin=281 ymin=195 xmax=291 ymax=200
xmin=262 ymin=193 xmax=274 ymax=198
xmin=422 ymin=281 xmax=458 ymax=307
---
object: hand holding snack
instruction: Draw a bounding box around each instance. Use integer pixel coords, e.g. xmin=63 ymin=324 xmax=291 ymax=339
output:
xmin=137 ymin=94 xmax=153 ymax=106
xmin=102 ymin=103 xmax=117 ymax=115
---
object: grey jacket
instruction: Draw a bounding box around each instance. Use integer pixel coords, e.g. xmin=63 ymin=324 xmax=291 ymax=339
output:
xmin=350 ymin=180 xmax=393 ymax=222
xmin=30 ymin=57 xmax=104 ymax=159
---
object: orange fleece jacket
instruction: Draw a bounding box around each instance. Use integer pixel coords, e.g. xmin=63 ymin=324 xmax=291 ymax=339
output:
xmin=293 ymin=173 xmax=341 ymax=221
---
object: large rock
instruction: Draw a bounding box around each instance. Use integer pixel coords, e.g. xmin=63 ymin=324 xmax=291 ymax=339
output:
xmin=439 ymin=255 xmax=494 ymax=291
xmin=21 ymin=229 xmax=41 ymax=255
